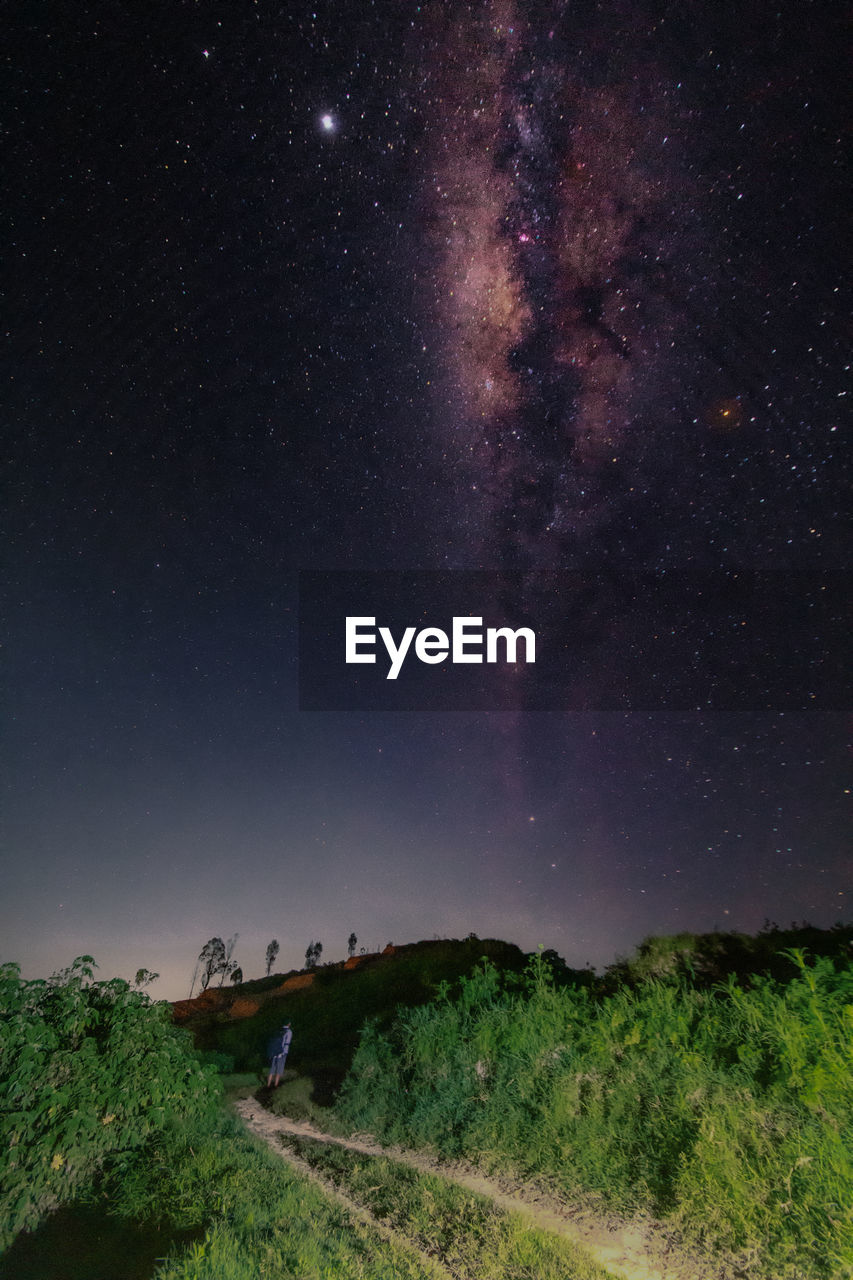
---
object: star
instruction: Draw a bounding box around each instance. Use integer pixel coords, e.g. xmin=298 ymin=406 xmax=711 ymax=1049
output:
xmin=320 ymin=114 xmax=335 ymax=133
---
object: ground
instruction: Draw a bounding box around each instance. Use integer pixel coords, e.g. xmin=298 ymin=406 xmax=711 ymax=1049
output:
xmin=235 ymin=1096 xmax=743 ymax=1280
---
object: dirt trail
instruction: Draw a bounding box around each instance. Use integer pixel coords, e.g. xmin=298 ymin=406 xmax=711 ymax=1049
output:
xmin=237 ymin=1107 xmax=454 ymax=1280
xmin=235 ymin=1098 xmax=735 ymax=1280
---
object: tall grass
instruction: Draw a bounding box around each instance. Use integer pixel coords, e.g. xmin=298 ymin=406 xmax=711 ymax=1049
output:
xmin=97 ymin=1108 xmax=443 ymax=1280
xmin=337 ymin=950 xmax=853 ymax=1278
xmin=204 ymin=937 xmax=529 ymax=1085
xmin=281 ymin=1134 xmax=611 ymax=1280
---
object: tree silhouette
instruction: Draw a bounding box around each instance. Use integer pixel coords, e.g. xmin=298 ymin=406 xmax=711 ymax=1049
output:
xmin=347 ymin=932 xmax=357 ymax=958
xmin=265 ymin=939 xmax=280 ymax=977
xmin=229 ymin=966 xmax=243 ymax=985
xmin=217 ymin=934 xmax=239 ymax=987
xmin=305 ymin=940 xmax=323 ymax=969
xmin=133 ymin=968 xmax=159 ymax=988
xmin=197 ymin=937 xmax=226 ymax=992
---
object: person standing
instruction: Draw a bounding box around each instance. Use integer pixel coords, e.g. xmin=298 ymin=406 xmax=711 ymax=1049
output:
xmin=267 ymin=1021 xmax=293 ymax=1087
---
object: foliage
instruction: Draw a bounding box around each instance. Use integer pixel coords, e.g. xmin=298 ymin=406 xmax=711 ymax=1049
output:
xmin=281 ymin=1133 xmax=610 ymax=1280
xmin=223 ymin=971 xmax=291 ymax=996
xmin=266 ymin=1074 xmax=335 ymax=1128
xmin=0 ymin=957 xmax=220 ymax=1251
xmin=347 ymin=932 xmax=357 ymax=959
xmin=99 ymin=1109 xmax=441 ymax=1279
xmin=336 ymin=950 xmax=853 ymax=1279
xmin=603 ymin=922 xmax=853 ymax=991
xmin=264 ymin=939 xmax=279 ymax=978
xmin=196 ymin=939 xmax=226 ymax=994
xmin=191 ymin=936 xmax=242 ymax=993
xmin=305 ymin=940 xmax=323 ymax=969
xmin=199 ymin=937 xmax=529 ymax=1089
xmin=217 ymin=936 xmax=239 ymax=989
xmin=195 ymin=1050 xmax=236 ymax=1074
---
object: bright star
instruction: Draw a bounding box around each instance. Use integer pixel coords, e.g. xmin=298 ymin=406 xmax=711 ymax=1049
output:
xmin=320 ymin=114 xmax=335 ymax=132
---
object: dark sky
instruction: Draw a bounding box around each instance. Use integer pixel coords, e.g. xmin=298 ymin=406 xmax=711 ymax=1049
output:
xmin=4 ymin=0 xmax=849 ymax=999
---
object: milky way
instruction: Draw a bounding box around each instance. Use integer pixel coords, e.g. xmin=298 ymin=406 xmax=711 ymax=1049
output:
xmin=418 ymin=0 xmax=702 ymax=574
xmin=403 ymin=0 xmax=848 ymax=823
xmin=4 ymin=0 xmax=848 ymax=993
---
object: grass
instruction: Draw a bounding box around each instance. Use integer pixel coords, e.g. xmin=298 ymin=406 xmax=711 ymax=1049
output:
xmin=90 ymin=1108 xmax=452 ymax=1280
xmin=278 ymin=1133 xmax=612 ymax=1280
xmin=265 ymin=1073 xmax=349 ymax=1131
xmin=191 ymin=937 xmax=532 ymax=1088
xmin=335 ymin=948 xmax=853 ymax=1279
xmin=38 ymin=924 xmax=838 ymax=1279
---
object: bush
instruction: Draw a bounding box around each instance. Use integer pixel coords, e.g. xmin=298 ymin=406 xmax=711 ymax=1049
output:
xmin=336 ymin=950 xmax=853 ymax=1278
xmin=0 ymin=956 xmax=221 ymax=1250
xmin=98 ymin=1108 xmax=437 ymax=1279
xmin=196 ymin=1050 xmax=236 ymax=1075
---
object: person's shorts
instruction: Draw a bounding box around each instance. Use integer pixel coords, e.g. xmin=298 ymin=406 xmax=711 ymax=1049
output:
xmin=270 ymin=1052 xmax=288 ymax=1074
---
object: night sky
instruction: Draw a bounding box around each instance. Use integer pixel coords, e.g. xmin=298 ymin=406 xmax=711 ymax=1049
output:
xmin=4 ymin=0 xmax=849 ymax=1000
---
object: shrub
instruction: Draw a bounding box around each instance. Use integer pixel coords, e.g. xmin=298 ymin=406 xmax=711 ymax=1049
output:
xmin=196 ymin=1050 xmax=236 ymax=1074
xmin=99 ymin=1108 xmax=437 ymax=1279
xmin=336 ymin=950 xmax=853 ymax=1277
xmin=0 ymin=956 xmax=220 ymax=1250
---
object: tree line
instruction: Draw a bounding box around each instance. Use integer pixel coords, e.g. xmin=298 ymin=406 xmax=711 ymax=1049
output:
xmin=189 ymin=931 xmax=362 ymax=996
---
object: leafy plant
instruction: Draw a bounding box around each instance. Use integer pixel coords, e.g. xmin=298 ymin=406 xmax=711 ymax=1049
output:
xmin=0 ymin=956 xmax=220 ymax=1250
xmin=101 ymin=1109 xmax=441 ymax=1280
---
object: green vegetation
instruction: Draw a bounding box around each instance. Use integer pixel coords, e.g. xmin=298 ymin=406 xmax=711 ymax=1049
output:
xmin=96 ymin=1109 xmax=449 ymax=1280
xmin=5 ymin=928 xmax=851 ymax=1278
xmin=199 ymin=937 xmax=532 ymax=1091
xmin=266 ymin=1072 xmax=344 ymax=1129
xmin=279 ymin=1133 xmax=611 ymax=1280
xmin=0 ymin=1202 xmax=202 ymax=1280
xmin=0 ymin=957 xmax=220 ymax=1251
xmin=336 ymin=947 xmax=853 ymax=1278
xmin=603 ymin=921 xmax=853 ymax=990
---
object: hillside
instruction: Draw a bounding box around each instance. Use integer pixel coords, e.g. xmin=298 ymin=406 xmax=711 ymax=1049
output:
xmin=173 ymin=936 xmax=540 ymax=1094
xmin=173 ymin=922 xmax=852 ymax=1102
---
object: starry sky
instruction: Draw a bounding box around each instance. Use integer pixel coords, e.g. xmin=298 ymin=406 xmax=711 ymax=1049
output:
xmin=4 ymin=0 xmax=849 ymax=1000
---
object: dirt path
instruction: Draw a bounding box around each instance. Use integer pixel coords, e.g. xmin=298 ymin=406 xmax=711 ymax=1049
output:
xmin=236 ymin=1107 xmax=454 ymax=1280
xmin=235 ymin=1098 xmax=735 ymax=1280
